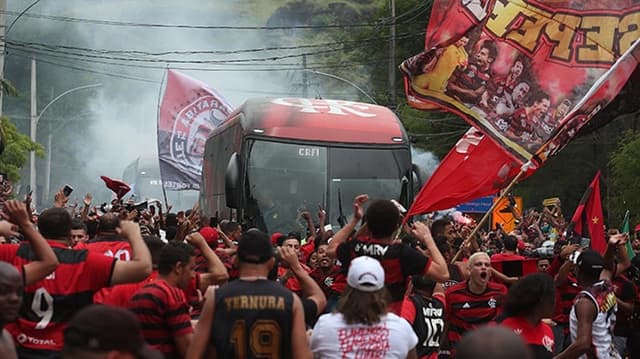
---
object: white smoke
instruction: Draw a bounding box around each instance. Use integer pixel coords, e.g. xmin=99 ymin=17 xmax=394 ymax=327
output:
xmin=411 ymin=147 xmax=440 ymax=180
xmin=8 ymin=0 xmax=304 ymax=204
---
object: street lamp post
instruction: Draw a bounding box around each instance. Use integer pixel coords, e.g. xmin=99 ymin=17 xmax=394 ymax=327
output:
xmin=302 ymin=69 xmax=377 ymax=104
xmin=29 ymin=74 xmax=101 ymax=206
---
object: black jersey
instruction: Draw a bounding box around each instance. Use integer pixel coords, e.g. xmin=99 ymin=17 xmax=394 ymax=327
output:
xmin=406 ymin=294 xmax=446 ymax=359
xmin=212 ymin=279 xmax=294 ymax=359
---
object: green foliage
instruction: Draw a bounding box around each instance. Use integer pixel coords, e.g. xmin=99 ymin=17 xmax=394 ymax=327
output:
xmin=0 ymin=79 xmax=19 ymax=97
xmin=0 ymin=117 xmax=45 ymax=182
xmin=610 ymin=130 xmax=640 ymax=227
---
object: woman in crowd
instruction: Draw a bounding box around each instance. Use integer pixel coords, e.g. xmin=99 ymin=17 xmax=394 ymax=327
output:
xmin=498 ymin=273 xmax=556 ymax=359
xmin=310 ymin=256 xmax=418 ymax=358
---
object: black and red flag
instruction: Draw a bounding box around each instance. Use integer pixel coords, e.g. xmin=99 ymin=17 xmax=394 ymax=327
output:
xmin=492 ymin=258 xmax=539 ymax=280
xmin=570 ymin=171 xmax=606 ymax=254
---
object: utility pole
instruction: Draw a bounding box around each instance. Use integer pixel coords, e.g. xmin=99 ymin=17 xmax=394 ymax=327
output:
xmin=29 ymin=58 xmax=37 ymax=205
xmin=388 ymin=0 xmax=396 ymax=110
xmin=45 ymin=125 xmax=51 ymax=202
xmin=302 ymin=54 xmax=309 ymax=98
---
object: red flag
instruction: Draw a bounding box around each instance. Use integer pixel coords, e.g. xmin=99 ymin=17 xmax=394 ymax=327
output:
xmin=100 ymin=176 xmax=131 ymax=200
xmin=158 ymin=69 xmax=232 ymax=191
xmin=406 ymin=128 xmax=535 ymax=216
xmin=570 ymin=171 xmax=606 ymax=254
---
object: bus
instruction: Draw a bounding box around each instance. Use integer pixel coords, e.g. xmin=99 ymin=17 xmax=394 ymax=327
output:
xmin=200 ymin=98 xmax=424 ymax=234
xmin=123 ymin=156 xmax=199 ymax=210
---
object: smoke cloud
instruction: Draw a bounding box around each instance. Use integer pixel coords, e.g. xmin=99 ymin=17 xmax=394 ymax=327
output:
xmin=411 ymin=147 xmax=440 ymax=180
xmin=7 ymin=0 xmax=314 ymax=207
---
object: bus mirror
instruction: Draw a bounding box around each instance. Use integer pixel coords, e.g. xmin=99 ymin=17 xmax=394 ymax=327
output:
xmin=225 ymin=153 xmax=242 ymax=208
xmin=411 ymin=163 xmax=426 ymax=192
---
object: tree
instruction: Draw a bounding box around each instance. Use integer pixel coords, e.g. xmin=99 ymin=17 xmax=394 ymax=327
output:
xmin=0 ymin=116 xmax=44 ymax=182
xmin=610 ymin=130 xmax=640 ymax=228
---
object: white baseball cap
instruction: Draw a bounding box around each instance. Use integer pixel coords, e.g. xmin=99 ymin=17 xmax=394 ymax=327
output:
xmin=347 ymin=256 xmax=385 ymax=292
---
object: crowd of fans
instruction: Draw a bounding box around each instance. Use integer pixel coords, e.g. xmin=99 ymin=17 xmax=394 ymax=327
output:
xmin=0 ymin=183 xmax=637 ymax=359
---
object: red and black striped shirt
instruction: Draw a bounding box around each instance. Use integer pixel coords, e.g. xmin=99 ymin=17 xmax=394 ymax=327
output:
xmin=128 ymin=279 xmax=193 ymax=357
xmin=0 ymin=241 xmax=116 ymax=353
xmin=445 ymin=281 xmax=507 ymax=347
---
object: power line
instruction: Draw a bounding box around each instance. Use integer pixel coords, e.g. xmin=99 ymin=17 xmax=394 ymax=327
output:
xmin=9 ymin=52 xmax=161 ymax=83
xmin=0 ymin=3 xmax=431 ymax=30
xmin=3 ymin=29 xmax=425 ymax=65
xmin=6 ymin=46 xmax=398 ymax=72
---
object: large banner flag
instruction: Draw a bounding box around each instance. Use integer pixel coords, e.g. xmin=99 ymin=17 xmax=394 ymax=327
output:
xmin=570 ymin=171 xmax=606 ymax=254
xmin=158 ymin=70 xmax=233 ymax=191
xmin=402 ymin=0 xmax=640 ymax=215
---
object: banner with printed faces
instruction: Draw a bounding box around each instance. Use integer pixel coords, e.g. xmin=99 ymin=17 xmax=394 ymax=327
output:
xmin=401 ymin=0 xmax=640 ymax=163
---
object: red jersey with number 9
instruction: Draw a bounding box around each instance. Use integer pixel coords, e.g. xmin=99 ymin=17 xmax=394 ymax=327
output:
xmin=0 ymin=240 xmax=116 ymax=353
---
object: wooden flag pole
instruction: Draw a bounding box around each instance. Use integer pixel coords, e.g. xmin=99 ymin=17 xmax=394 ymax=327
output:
xmin=451 ymin=168 xmax=528 ymax=263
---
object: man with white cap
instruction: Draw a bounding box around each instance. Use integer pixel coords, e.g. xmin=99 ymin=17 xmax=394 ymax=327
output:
xmin=310 ymin=256 xmax=418 ymax=358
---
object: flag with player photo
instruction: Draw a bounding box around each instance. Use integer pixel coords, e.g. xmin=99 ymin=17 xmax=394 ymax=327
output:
xmin=400 ymin=0 xmax=640 ymax=163
xmin=402 ymin=0 xmax=640 ymax=216
xmin=157 ymin=69 xmax=233 ymax=191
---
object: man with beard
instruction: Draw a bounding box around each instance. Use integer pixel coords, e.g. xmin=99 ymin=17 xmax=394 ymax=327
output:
xmin=481 ymin=56 xmax=530 ymax=115
xmin=494 ymin=81 xmax=531 ymax=124
xmin=505 ymin=88 xmax=551 ymax=147
xmin=446 ymin=40 xmax=498 ymax=105
xmin=0 ymin=262 xmax=22 ymax=359
xmin=445 ymin=252 xmax=508 ymax=351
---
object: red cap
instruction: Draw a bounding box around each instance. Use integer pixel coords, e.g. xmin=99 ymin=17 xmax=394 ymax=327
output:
xmin=199 ymin=226 xmax=218 ymax=244
xmin=271 ymin=232 xmax=284 ymax=246
xmin=517 ymin=239 xmax=526 ymax=251
xmin=635 ymin=224 xmax=640 ymax=233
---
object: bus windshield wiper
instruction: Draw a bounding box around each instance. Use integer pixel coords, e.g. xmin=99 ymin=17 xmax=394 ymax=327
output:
xmin=337 ymin=187 xmax=347 ymax=228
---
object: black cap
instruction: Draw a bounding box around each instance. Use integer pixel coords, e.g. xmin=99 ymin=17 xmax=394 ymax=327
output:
xmin=237 ymin=230 xmax=274 ymax=264
xmin=64 ymin=305 xmax=162 ymax=359
xmin=577 ymin=250 xmax=604 ymax=274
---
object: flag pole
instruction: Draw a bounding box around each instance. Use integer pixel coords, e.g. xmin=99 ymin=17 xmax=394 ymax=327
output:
xmin=451 ymin=167 xmax=528 ymax=263
xmin=156 ymin=68 xmax=169 ymax=210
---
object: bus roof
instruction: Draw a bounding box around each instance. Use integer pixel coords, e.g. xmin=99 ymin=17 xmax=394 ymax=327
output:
xmin=218 ymin=98 xmax=408 ymax=144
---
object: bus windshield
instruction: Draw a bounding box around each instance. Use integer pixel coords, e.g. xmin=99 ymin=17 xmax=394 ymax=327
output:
xmin=245 ymin=140 xmax=410 ymax=234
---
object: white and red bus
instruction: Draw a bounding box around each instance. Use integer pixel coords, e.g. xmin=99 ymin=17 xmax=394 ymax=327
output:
xmin=201 ymin=98 xmax=424 ymax=234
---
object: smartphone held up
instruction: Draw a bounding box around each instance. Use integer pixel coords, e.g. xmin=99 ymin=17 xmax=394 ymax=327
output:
xmin=63 ymin=184 xmax=74 ymax=197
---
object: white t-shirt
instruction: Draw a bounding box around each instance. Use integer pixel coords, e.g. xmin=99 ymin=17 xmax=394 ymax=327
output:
xmin=311 ymin=312 xmax=418 ymax=358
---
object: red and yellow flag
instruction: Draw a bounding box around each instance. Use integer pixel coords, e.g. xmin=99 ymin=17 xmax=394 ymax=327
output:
xmin=402 ymin=0 xmax=640 ymax=215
